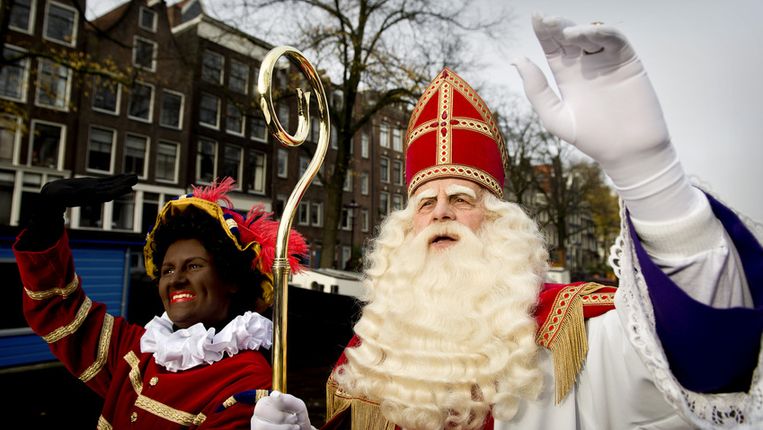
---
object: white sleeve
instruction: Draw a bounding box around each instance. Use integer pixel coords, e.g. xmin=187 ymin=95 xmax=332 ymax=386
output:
xmin=629 ymin=191 xmax=752 ymax=308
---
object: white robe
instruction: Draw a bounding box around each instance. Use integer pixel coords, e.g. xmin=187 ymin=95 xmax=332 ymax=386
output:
xmin=497 ymin=193 xmax=762 ymax=430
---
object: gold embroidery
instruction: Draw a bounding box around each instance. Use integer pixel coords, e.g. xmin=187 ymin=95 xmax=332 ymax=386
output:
xmin=122 ymin=351 xmax=207 ymax=426
xmin=42 ymin=297 xmax=92 ymax=343
xmin=408 ymin=163 xmax=503 ymax=198
xmin=135 ymin=394 xmax=207 ymax=426
xmin=222 ymin=396 xmax=237 ymax=409
xmin=79 ymin=314 xmax=113 ymax=382
xmin=24 ymin=274 xmax=79 ymax=300
xmin=124 ymin=351 xmax=143 ymax=393
xmin=97 ymin=415 xmax=113 ymax=430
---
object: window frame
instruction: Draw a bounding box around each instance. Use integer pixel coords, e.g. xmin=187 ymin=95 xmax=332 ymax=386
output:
xmin=132 ymin=35 xmax=157 ymax=72
xmin=196 ymin=138 xmax=218 ymax=184
xmin=127 ymin=81 xmax=155 ymax=123
xmin=91 ymin=76 xmax=121 ymax=115
xmin=43 ymin=1 xmax=78 ymax=47
xmin=8 ymin=0 xmax=36 ymax=34
xmin=201 ymin=50 xmax=225 ymax=85
xmin=277 ymin=148 xmax=288 ymax=178
xmin=220 ymin=144 xmax=243 ymax=189
xmin=123 ymin=133 xmax=150 ymax=179
xmin=229 ymin=59 xmax=249 ymax=94
xmin=0 ymin=44 xmax=30 ymax=103
xmin=34 ymin=58 xmax=72 ymax=111
xmin=86 ymin=126 xmax=116 ymax=174
xmin=249 ymin=150 xmax=267 ymax=195
xmin=27 ymin=119 xmax=65 ymax=170
xmin=155 ymin=140 xmax=179 ymax=184
xmin=159 ymin=89 xmax=184 ymax=129
xmin=138 ymin=6 xmax=158 ymax=32
xmin=225 ymin=102 xmax=244 ymax=136
xmin=199 ymin=92 xmax=220 ymax=129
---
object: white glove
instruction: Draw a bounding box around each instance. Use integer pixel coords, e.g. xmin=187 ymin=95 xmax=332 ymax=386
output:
xmin=512 ymin=14 xmax=704 ymax=223
xmin=251 ymin=391 xmax=315 ymax=430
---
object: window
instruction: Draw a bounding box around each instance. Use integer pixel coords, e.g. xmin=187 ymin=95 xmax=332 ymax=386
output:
xmin=392 ymin=159 xmax=403 ymax=185
xmin=250 ymin=114 xmax=267 ymax=142
xmin=343 ymin=169 xmax=353 ymax=192
xmin=87 ymin=127 xmax=115 ymax=172
xmin=310 ymin=202 xmax=323 ymax=227
xmin=44 ymin=1 xmax=77 ymax=46
xmin=380 ymin=156 xmax=389 ymax=183
xmin=340 ymin=207 xmax=351 ymax=230
xmin=28 ymin=121 xmax=64 ymax=169
xmin=133 ymin=36 xmax=156 ymax=71
xmin=124 ymin=134 xmax=148 ymax=177
xmin=341 ymin=246 xmax=352 ymax=270
xmin=35 ymin=59 xmax=71 ymax=110
xmin=277 ymin=149 xmax=288 ymax=178
xmin=0 ymin=116 xmax=20 ymax=163
xmin=392 ymin=128 xmax=403 ymax=152
xmin=225 ymin=103 xmax=244 ymax=135
xmin=9 ymin=0 xmax=34 ymax=33
xmin=361 ymin=132 xmax=369 ymax=158
xmin=139 ymin=7 xmax=157 ymax=32
xmin=221 ymin=145 xmax=242 ymax=184
xmin=229 ymin=60 xmax=248 ymax=94
xmin=361 ymin=208 xmax=369 ymax=232
xmin=78 ymin=200 xmax=102 ymax=228
xmin=128 ymin=82 xmax=154 ymax=122
xmin=199 ymin=92 xmax=220 ymax=128
xmin=392 ymin=193 xmax=404 ymax=211
xmin=298 ymin=155 xmax=309 ymax=177
xmin=141 ymin=191 xmax=160 ymax=233
xmin=0 ymin=46 xmax=29 ymax=101
xmin=92 ymin=76 xmax=120 ymax=114
xmin=310 ymin=118 xmax=319 ymax=143
xmin=379 ymin=192 xmax=390 ymax=217
xmin=297 ymin=201 xmax=309 ymax=226
xmin=112 ymin=191 xmax=135 ymax=231
xmin=278 ymin=103 xmax=290 ymax=129
xmin=155 ymin=141 xmax=178 ymax=182
xmin=360 ymin=171 xmax=369 ymax=195
xmin=249 ymin=151 xmax=266 ymax=194
xmin=201 ymin=50 xmax=224 ymax=84
xmin=379 ymin=123 xmax=389 ymax=148
xmin=159 ymin=90 xmax=183 ymax=129
xmin=197 ymin=139 xmax=217 ymax=183
xmin=331 ymin=127 xmax=338 ymax=149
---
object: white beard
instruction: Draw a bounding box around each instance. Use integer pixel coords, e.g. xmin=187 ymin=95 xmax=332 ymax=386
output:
xmin=335 ymin=201 xmax=548 ymax=430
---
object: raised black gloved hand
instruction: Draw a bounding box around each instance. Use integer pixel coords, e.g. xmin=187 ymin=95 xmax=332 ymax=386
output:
xmin=17 ymin=174 xmax=138 ymax=250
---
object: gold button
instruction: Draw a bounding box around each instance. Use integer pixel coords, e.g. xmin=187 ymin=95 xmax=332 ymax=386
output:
xmin=149 ymin=376 xmax=159 ymax=386
xmin=130 ymin=412 xmax=138 ymax=422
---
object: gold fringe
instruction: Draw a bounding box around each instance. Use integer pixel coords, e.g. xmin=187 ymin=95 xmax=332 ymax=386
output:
xmin=326 ymin=377 xmax=396 ymax=430
xmin=548 ymin=293 xmax=587 ymax=404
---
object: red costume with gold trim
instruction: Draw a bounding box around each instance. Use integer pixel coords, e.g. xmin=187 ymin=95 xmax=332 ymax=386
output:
xmin=13 ymin=230 xmax=271 ymax=429
xmin=322 ymin=282 xmax=616 ymax=430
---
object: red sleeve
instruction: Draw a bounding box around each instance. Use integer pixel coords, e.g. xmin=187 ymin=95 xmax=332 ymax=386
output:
xmin=13 ymin=229 xmax=145 ymax=397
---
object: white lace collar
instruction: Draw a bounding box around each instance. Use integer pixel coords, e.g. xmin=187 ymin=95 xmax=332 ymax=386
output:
xmin=140 ymin=311 xmax=272 ymax=372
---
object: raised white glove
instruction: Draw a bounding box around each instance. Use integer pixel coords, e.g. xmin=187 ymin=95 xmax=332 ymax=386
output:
xmin=251 ymin=391 xmax=315 ymax=430
xmin=512 ymin=13 xmax=704 ymax=222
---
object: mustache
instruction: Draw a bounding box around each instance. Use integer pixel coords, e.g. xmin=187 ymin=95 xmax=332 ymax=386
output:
xmin=411 ymin=221 xmax=480 ymax=248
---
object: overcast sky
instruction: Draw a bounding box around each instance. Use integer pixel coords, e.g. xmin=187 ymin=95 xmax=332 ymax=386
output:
xmin=88 ymin=1 xmax=763 ymax=223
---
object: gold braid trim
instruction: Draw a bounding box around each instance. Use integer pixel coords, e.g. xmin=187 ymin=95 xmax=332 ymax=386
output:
xmin=326 ymin=377 xmax=396 ymax=430
xmin=97 ymin=415 xmax=113 ymax=430
xmin=124 ymin=351 xmax=143 ymax=393
xmin=79 ymin=314 xmax=114 ymax=382
xmin=123 ymin=351 xmax=207 ymax=426
xmin=42 ymin=297 xmax=92 ymax=343
xmin=135 ymin=394 xmax=207 ymax=426
xmin=24 ymin=274 xmax=79 ymax=300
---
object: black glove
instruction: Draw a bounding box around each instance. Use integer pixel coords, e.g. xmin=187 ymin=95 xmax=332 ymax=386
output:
xmin=17 ymin=174 xmax=138 ymax=250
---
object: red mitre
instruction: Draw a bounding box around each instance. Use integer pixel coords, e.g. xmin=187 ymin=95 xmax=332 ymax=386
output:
xmin=405 ymin=68 xmax=508 ymax=198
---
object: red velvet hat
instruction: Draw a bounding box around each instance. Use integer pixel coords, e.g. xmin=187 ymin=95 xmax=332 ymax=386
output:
xmin=405 ymin=68 xmax=508 ymax=198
